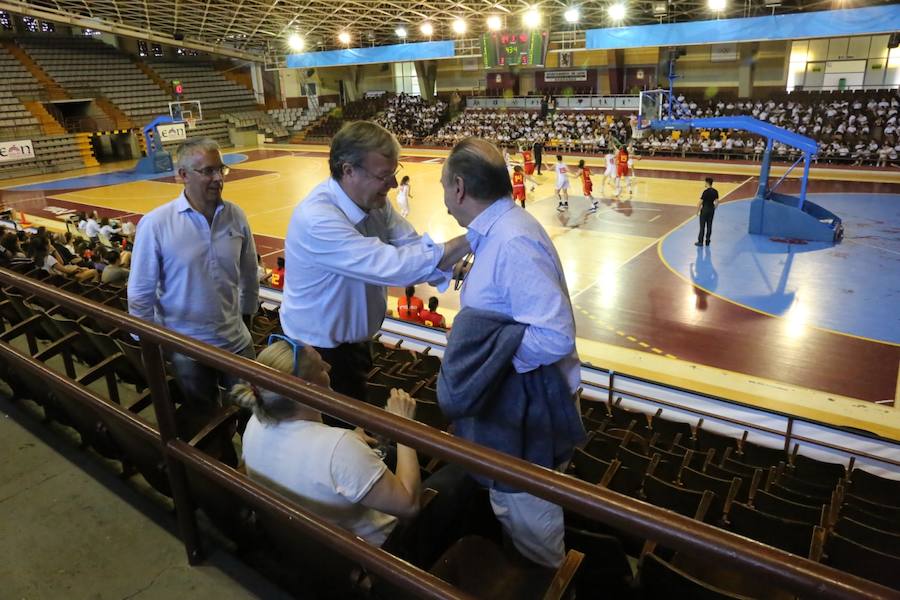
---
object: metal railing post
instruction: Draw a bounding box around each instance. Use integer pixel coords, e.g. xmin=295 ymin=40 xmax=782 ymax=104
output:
xmin=139 ymin=339 xmax=203 ymax=564
xmin=608 ymin=369 xmax=616 ymax=404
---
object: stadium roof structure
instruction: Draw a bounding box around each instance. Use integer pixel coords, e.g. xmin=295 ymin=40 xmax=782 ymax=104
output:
xmin=2 ymin=0 xmax=898 ymax=62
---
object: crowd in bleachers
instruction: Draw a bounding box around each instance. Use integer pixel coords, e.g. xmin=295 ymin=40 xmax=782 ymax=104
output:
xmin=425 ymin=89 xmax=900 ymax=166
xmin=426 ymin=108 xmax=631 ymax=152
xmin=651 ymin=89 xmax=900 ymax=165
xmin=0 ymin=212 xmax=134 ymax=286
xmin=373 ymin=93 xmax=448 ymax=144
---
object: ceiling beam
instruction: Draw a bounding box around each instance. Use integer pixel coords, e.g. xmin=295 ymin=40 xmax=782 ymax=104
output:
xmin=0 ymin=0 xmax=263 ymax=61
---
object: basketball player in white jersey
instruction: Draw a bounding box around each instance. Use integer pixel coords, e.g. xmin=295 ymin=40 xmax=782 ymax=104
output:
xmin=602 ymin=150 xmax=616 ymax=194
xmin=625 ymin=145 xmax=638 ymax=198
xmin=554 ymin=154 xmax=570 ymax=211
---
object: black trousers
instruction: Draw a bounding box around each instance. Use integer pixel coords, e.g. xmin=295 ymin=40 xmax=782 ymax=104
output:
xmin=315 ymin=341 xmax=372 ymax=426
xmin=534 ymin=151 xmax=543 ymax=174
xmin=698 ymin=208 xmax=715 ymax=244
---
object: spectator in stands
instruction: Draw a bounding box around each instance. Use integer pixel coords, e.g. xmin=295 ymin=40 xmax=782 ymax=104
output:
xmin=436 ymin=138 xmax=586 ymax=569
xmin=80 ymin=211 xmax=101 ymax=241
xmin=52 ymin=232 xmax=79 ymax=265
xmin=128 ymin=137 xmax=259 ymax=407
xmin=256 ymin=253 xmax=272 ymax=285
xmin=28 ymin=235 xmax=98 ymax=282
xmin=419 ymin=297 xmax=447 ymax=329
xmin=397 ymin=285 xmax=424 ymax=322
xmin=0 ymin=232 xmax=33 ymax=270
xmin=101 ymin=250 xmax=129 ymax=286
xmin=98 ymin=217 xmax=120 ymax=242
xmin=120 ymin=219 xmax=136 ymax=239
xmin=280 ymin=121 xmax=469 ymax=405
xmin=233 ymin=339 xmax=421 ymax=547
xmin=233 ymin=338 xmax=472 ymax=565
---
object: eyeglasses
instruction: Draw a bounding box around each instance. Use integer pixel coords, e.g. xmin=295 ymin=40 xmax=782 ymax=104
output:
xmin=354 ymin=163 xmax=402 ymax=184
xmin=192 ymin=165 xmax=231 ymax=178
xmin=267 ymin=333 xmax=305 ymax=376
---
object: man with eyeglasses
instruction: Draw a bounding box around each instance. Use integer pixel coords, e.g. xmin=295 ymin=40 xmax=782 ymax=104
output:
xmin=129 ymin=137 xmax=259 ymax=407
xmin=281 ymin=121 xmax=470 ymax=406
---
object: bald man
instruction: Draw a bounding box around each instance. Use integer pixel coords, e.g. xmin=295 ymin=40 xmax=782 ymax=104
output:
xmin=437 ymin=137 xmax=585 ymax=568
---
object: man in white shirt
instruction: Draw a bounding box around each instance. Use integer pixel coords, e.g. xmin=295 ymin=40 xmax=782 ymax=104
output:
xmin=128 ymin=138 xmax=259 ymax=406
xmin=281 ymin=121 xmax=469 ymax=404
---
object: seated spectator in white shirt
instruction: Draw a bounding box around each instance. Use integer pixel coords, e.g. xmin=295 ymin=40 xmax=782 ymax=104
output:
xmin=235 ymin=340 xmax=420 ymax=547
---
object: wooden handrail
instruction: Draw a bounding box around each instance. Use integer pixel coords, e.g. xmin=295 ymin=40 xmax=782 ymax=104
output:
xmin=0 ymin=267 xmax=896 ymax=600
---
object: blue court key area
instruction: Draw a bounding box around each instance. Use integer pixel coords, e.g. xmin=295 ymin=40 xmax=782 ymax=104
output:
xmin=661 ymin=193 xmax=900 ymax=345
xmin=9 ymin=152 xmax=248 ymax=192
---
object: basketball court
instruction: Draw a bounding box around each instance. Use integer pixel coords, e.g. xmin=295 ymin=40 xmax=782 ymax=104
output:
xmin=2 ymin=143 xmax=899 ymax=438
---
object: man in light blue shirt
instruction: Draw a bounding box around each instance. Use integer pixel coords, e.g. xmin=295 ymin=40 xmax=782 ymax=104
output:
xmin=440 ymin=137 xmax=581 ymax=568
xmin=281 ymin=121 xmax=469 ymax=404
xmin=128 ymin=138 xmax=259 ymax=406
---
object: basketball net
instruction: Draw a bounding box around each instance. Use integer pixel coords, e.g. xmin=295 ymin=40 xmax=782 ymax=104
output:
xmin=186 ymin=117 xmax=196 ymax=130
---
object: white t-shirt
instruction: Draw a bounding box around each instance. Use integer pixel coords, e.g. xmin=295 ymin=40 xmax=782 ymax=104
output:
xmin=605 ymin=153 xmax=616 ymax=175
xmin=242 ymin=418 xmax=397 ymax=546
xmin=83 ymin=219 xmax=101 ymax=238
xmin=39 ymin=254 xmax=58 ymax=273
xmin=555 ymin=161 xmax=569 ymax=189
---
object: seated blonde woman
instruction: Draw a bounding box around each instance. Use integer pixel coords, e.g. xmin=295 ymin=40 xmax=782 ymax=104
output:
xmin=230 ymin=337 xmax=421 ymax=547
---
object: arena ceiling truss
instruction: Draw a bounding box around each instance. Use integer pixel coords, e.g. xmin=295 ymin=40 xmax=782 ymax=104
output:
xmin=1 ymin=0 xmax=897 ymax=62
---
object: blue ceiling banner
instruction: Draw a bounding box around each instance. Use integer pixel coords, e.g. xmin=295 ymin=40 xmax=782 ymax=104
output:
xmin=287 ymin=40 xmax=456 ymax=68
xmin=586 ymin=5 xmax=900 ymax=50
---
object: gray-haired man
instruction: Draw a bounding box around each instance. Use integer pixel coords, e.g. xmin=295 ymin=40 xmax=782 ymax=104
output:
xmin=128 ymin=137 xmax=259 ymax=406
xmin=281 ymin=121 xmax=469 ymax=404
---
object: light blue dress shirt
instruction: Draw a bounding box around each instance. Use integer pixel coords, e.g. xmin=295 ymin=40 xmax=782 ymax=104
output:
xmin=281 ymin=178 xmax=448 ymax=348
xmin=461 ymin=197 xmax=581 ymax=392
xmin=127 ymin=191 xmax=259 ymax=353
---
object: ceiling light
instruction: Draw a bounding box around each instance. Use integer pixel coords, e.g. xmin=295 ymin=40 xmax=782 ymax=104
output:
xmin=522 ymin=8 xmax=541 ymax=29
xmin=608 ymin=2 xmax=626 ymax=21
xmin=708 ymin=0 xmax=726 ymax=10
xmin=564 ymin=7 xmax=580 ymax=23
xmin=395 ymin=26 xmax=407 ymax=38
xmin=288 ymin=33 xmax=304 ymax=51
xmin=486 ymin=15 xmax=502 ymax=31
xmin=452 ymin=19 xmax=467 ymax=34
xmin=420 ymin=22 xmax=434 ymax=37
xmin=338 ymin=31 xmax=351 ymax=45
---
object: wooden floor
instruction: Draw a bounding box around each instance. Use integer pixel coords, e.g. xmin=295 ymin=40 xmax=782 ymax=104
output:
xmin=3 ymin=144 xmax=900 ymax=439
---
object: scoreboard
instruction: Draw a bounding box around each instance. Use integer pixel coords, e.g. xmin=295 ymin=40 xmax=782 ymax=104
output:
xmin=482 ymin=31 xmax=549 ymax=68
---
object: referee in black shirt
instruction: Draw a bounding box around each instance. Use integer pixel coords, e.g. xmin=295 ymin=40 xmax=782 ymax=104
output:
xmin=696 ymin=177 xmax=719 ymax=246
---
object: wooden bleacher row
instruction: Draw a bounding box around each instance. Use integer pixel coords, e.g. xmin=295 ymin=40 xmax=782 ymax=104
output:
xmin=0 ymin=265 xmax=585 ymax=599
xmin=564 ymin=398 xmax=900 ymax=593
xmin=146 ymin=61 xmax=258 ymax=112
xmin=159 ymin=118 xmax=232 ymax=151
xmin=221 ymin=111 xmax=289 ymax=139
xmin=0 ymin=261 xmax=895 ymax=598
xmin=0 ymin=134 xmax=87 ymax=179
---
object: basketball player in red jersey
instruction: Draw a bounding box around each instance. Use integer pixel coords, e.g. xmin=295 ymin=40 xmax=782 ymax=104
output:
xmin=521 ymin=146 xmax=536 ymax=175
xmin=614 ymin=146 xmax=629 ymax=198
xmin=572 ymin=159 xmax=598 ymax=212
xmin=511 ymin=165 xmax=538 ymax=209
